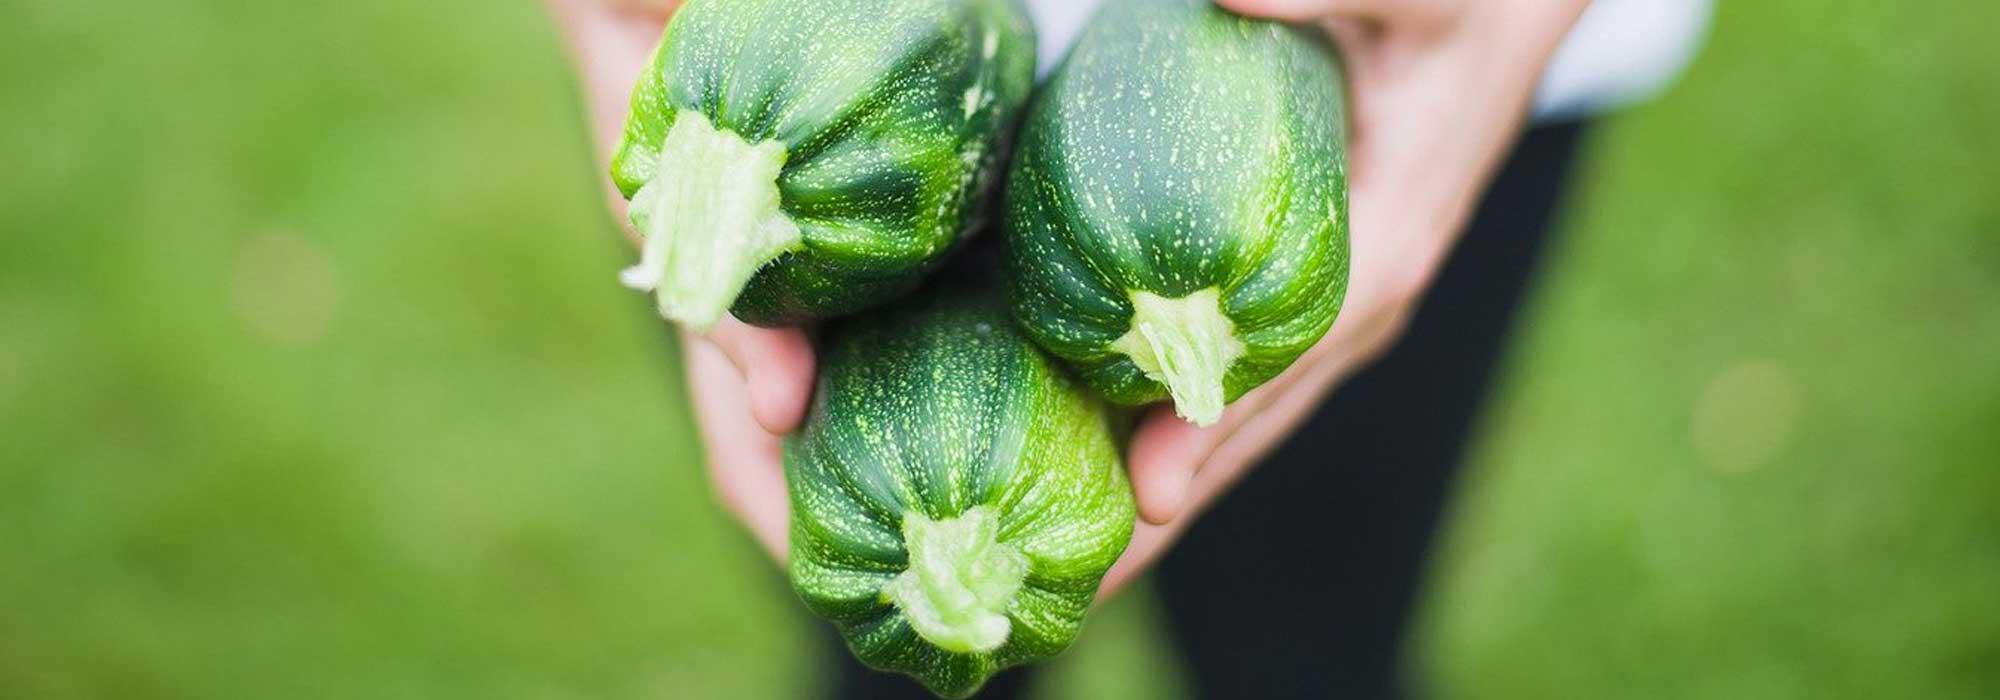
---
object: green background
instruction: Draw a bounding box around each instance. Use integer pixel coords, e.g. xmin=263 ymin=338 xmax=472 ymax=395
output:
xmin=2 ymin=1 xmax=1994 ymax=698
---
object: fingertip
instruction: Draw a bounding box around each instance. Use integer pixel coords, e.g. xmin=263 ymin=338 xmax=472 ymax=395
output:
xmin=704 ymin=320 xmax=817 ymax=434
xmin=1138 ymin=468 xmax=1190 ymax=526
xmin=746 ymin=328 xmax=816 ymax=434
xmin=1126 ymin=409 xmax=1208 ymax=525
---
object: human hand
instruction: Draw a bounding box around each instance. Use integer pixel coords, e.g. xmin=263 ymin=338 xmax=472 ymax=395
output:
xmin=549 ymin=0 xmax=1589 ymax=591
xmin=546 ymin=0 xmax=808 ymax=558
xmin=1099 ymin=0 xmax=1589 ymax=595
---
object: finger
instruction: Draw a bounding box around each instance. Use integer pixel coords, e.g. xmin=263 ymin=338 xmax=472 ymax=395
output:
xmin=698 ymin=320 xmax=817 ymax=434
xmin=1124 ymin=407 xmax=1209 ymax=525
xmin=683 ymin=337 xmax=790 ymax=560
xmin=1215 ymin=0 xmax=1459 ymax=28
xmin=607 ymin=0 xmax=680 ymax=20
xmin=1123 ymin=377 xmax=1288 ymax=525
xmin=1215 ymin=0 xmax=1370 ymax=21
xmin=1098 ymin=350 xmax=1360 ymax=600
xmin=1096 ymin=518 xmax=1177 ymax=600
xmin=1199 ymin=349 xmax=1356 ymax=491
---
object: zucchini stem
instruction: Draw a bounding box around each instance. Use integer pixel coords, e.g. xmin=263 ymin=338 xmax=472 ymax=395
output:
xmin=619 ymin=112 xmax=800 ymax=331
xmin=883 ymin=506 xmax=1027 ymax=654
xmin=1109 ymin=288 xmax=1245 ymax=427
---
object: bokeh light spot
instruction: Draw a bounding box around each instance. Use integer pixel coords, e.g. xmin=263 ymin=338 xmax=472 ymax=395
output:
xmin=231 ymin=230 xmax=340 ymax=346
xmin=1691 ymin=360 xmax=1801 ymax=474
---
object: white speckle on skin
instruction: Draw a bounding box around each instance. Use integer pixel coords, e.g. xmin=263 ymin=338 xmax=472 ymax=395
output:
xmin=963 ymin=83 xmax=986 ymax=122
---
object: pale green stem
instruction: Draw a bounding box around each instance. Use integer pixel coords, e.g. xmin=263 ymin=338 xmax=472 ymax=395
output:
xmin=1109 ymin=288 xmax=1246 ymax=427
xmin=882 ymin=506 xmax=1028 ymax=654
xmin=619 ymin=112 xmax=800 ymax=331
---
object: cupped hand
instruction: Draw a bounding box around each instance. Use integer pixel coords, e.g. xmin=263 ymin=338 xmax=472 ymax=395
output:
xmin=1100 ymin=0 xmax=1588 ymax=595
xmin=548 ymin=0 xmax=1589 ymax=594
xmin=547 ymin=0 xmax=807 ymax=558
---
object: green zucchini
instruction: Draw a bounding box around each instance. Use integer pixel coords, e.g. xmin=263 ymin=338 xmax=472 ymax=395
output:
xmin=786 ymin=281 xmax=1135 ymax=698
xmin=611 ymin=0 xmax=1036 ymax=330
xmin=1004 ymin=0 xmax=1350 ymax=426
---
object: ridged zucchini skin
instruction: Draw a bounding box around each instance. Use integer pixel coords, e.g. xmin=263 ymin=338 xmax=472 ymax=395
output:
xmin=612 ymin=0 xmax=1036 ymax=327
xmin=1003 ymin=0 xmax=1350 ymax=422
xmin=786 ymin=283 xmax=1135 ymax=699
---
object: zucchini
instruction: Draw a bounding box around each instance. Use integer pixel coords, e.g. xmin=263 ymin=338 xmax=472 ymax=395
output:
xmin=611 ymin=0 xmax=1036 ymax=330
xmin=1004 ymin=0 xmax=1350 ymax=426
xmin=786 ymin=280 xmax=1135 ymax=698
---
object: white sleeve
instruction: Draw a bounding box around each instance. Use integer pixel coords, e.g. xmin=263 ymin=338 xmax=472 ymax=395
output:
xmin=1026 ymin=0 xmax=1099 ymax=78
xmin=1533 ymin=0 xmax=1713 ymax=121
xmin=1024 ymin=0 xmax=1712 ymax=121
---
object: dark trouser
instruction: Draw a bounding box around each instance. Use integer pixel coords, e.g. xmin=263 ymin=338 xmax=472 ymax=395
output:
xmin=830 ymin=121 xmax=1592 ymax=700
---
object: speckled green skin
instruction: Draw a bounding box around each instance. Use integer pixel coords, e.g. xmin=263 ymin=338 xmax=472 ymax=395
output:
xmin=1004 ymin=0 xmax=1350 ymax=409
xmin=612 ymin=0 xmax=1036 ymax=326
xmin=786 ymin=285 xmax=1135 ymax=699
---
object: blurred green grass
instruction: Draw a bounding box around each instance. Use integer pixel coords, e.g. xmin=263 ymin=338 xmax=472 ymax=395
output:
xmin=1 ymin=0 xmax=1994 ymax=698
xmin=1412 ymin=0 xmax=2000 ymax=698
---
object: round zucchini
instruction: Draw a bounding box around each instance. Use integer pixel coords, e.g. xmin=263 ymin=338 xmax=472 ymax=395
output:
xmin=1004 ymin=0 xmax=1350 ymax=426
xmin=786 ymin=282 xmax=1135 ymax=698
xmin=612 ymin=0 xmax=1036 ymax=330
